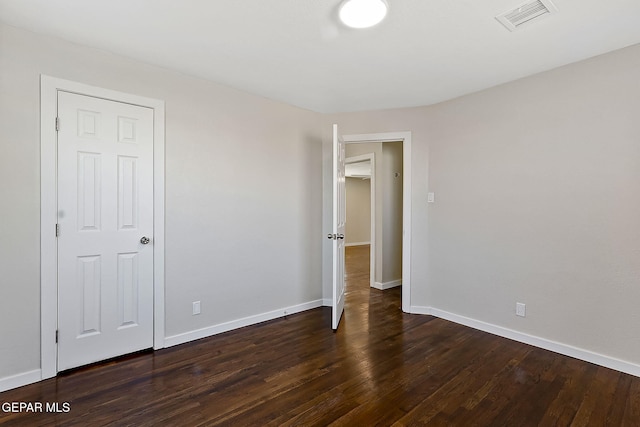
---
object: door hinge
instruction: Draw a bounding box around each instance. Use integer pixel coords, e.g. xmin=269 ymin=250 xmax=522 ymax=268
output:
xmin=55 ymin=223 xmax=60 ymax=237
xmin=55 ymin=330 xmax=59 ymax=343
xmin=55 ymin=117 xmax=60 ymax=132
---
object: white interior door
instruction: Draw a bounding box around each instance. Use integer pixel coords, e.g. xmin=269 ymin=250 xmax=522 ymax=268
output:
xmin=57 ymin=91 xmax=154 ymax=371
xmin=331 ymin=124 xmax=346 ymax=330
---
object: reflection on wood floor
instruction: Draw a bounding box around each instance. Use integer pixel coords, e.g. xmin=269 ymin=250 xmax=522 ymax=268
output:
xmin=344 ymin=243 xmax=391 ymax=302
xmin=1 ymin=244 xmax=639 ymax=425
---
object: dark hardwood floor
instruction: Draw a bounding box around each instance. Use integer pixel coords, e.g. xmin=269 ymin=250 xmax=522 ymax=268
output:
xmin=2 ymin=244 xmax=639 ymax=426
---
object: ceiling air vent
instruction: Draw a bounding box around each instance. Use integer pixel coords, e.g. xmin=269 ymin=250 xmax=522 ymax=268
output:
xmin=496 ymin=0 xmax=558 ymax=31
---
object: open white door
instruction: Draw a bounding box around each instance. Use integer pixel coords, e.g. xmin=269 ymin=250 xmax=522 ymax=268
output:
xmin=330 ymin=124 xmax=346 ymax=330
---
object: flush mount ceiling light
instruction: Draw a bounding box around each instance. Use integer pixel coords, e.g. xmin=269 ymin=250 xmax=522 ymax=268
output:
xmin=339 ymin=0 xmax=388 ymax=29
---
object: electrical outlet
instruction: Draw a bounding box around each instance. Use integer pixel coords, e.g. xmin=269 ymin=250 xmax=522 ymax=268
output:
xmin=516 ymin=302 xmax=526 ymax=317
xmin=193 ymin=301 xmax=201 ymax=315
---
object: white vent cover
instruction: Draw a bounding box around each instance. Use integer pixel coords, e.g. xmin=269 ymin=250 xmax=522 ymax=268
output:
xmin=496 ymin=0 xmax=558 ymax=31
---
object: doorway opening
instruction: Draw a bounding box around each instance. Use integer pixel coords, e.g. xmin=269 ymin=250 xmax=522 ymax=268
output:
xmin=342 ymin=131 xmax=412 ymax=313
xmin=345 ymin=142 xmax=404 ymax=307
xmin=345 ymin=154 xmax=375 ymax=289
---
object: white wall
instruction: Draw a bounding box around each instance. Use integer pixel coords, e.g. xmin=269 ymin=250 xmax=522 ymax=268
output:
xmin=0 ymin=23 xmax=323 ymax=385
xmin=381 ymin=142 xmax=403 ymax=283
xmin=345 ymin=177 xmax=371 ymax=245
xmin=324 ymin=43 xmax=640 ymax=371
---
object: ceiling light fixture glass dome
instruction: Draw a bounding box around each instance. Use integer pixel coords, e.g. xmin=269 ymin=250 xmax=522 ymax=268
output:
xmin=339 ymin=0 xmax=388 ymax=29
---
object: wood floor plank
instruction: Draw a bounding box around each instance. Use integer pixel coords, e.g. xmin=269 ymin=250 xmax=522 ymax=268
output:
xmin=1 ymin=244 xmax=639 ymax=426
xmin=622 ymin=375 xmax=640 ymax=424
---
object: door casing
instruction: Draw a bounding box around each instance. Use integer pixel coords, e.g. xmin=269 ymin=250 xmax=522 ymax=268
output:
xmin=40 ymin=75 xmax=166 ymax=379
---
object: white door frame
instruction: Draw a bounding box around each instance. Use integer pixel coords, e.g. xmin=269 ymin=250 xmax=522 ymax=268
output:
xmin=345 ymin=153 xmax=376 ymax=289
xmin=40 ymin=75 xmax=166 ymax=379
xmin=343 ymin=131 xmax=412 ymax=312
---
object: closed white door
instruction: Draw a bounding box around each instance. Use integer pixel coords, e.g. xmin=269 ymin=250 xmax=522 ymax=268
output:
xmin=57 ymin=91 xmax=154 ymax=371
xmin=331 ymin=124 xmax=346 ymax=330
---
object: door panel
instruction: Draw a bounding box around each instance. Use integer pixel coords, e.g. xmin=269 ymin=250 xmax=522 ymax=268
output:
xmin=77 ymin=152 xmax=102 ymax=231
xmin=57 ymin=91 xmax=154 ymax=371
xmin=77 ymin=255 xmax=101 ymax=336
xmin=332 ymin=124 xmax=346 ymax=330
xmin=117 ymin=252 xmax=139 ymax=328
xmin=118 ymin=155 xmax=139 ymax=230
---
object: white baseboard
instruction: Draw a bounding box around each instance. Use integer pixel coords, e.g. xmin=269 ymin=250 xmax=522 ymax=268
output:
xmin=164 ymin=300 xmax=324 ymax=348
xmin=373 ymin=279 xmax=402 ymax=290
xmin=408 ymin=306 xmax=431 ymax=315
xmin=411 ymin=305 xmax=640 ymax=378
xmin=0 ymin=369 xmax=42 ymax=393
xmin=345 ymin=242 xmax=370 ymax=247
xmin=322 ymin=298 xmax=332 ymax=307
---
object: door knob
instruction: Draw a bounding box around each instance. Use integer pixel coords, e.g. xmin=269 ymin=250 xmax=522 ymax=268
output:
xmin=337 ymin=234 xmax=345 ymax=240
xmin=140 ymin=236 xmax=150 ymax=244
